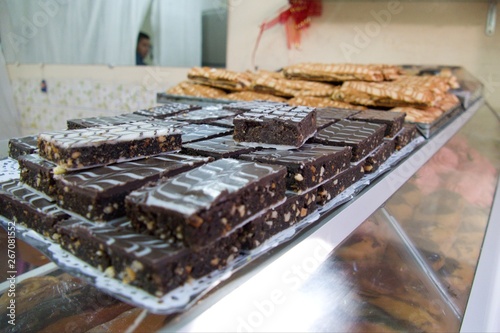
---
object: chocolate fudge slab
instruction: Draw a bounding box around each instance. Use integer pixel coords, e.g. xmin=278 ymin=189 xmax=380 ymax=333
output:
xmin=177 ymin=123 xmax=233 ymax=144
xmin=38 ymin=122 xmax=182 ymax=170
xmin=55 ymin=154 xmax=212 ymax=221
xmin=315 ymin=108 xmax=361 ymax=129
xmin=223 ymin=100 xmax=286 ymax=113
xmin=312 ymin=120 xmax=386 ymax=162
xmin=390 ymin=124 xmax=418 ymax=150
xmin=237 ymin=144 xmax=352 ymax=192
xmin=233 ymin=105 xmax=317 ymax=148
xmin=133 ymin=103 xmax=200 ymax=119
xmin=18 ymin=154 xmax=58 ymax=197
xmin=182 ymin=135 xmax=257 ymax=159
xmin=8 ymin=135 xmax=38 ymax=159
xmin=362 ymin=140 xmax=395 ymax=173
xmin=66 ymin=113 xmax=151 ymax=129
xmin=237 ymin=189 xmax=318 ymax=250
xmin=57 ymin=218 xmax=241 ymax=296
xmin=126 ymin=158 xmax=287 ymax=248
xmin=316 ymin=164 xmax=365 ymax=205
xmin=171 ymin=106 xmax=237 ymax=124
xmin=350 ymin=110 xmax=405 ymax=137
xmin=0 ymin=179 xmax=70 ymax=237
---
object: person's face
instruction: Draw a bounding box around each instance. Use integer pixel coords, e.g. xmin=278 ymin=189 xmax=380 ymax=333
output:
xmin=137 ymin=37 xmax=151 ymax=58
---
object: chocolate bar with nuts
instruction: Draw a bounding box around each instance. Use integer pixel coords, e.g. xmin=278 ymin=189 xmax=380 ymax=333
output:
xmin=316 ymin=164 xmax=365 ymax=205
xmin=126 ymin=158 xmax=287 ymax=249
xmin=55 ymin=154 xmax=211 ymax=221
xmin=57 ymin=218 xmax=241 ymax=296
xmin=8 ymin=135 xmax=39 ymax=159
xmin=362 ymin=140 xmax=395 ymax=173
xmin=177 ymin=123 xmax=232 ymax=144
xmin=237 ymin=144 xmax=351 ymax=192
xmin=312 ymin=120 xmax=386 ymax=162
xmin=315 ymin=108 xmax=362 ymax=129
xmin=0 ymin=179 xmax=70 ymax=238
xmin=38 ymin=122 xmax=182 ymax=170
xmin=233 ymin=105 xmax=317 ymax=148
xmin=171 ymin=106 xmax=237 ymax=124
xmin=133 ymin=103 xmax=200 ymax=119
xmin=388 ymin=124 xmax=418 ymax=150
xmin=182 ymin=135 xmax=257 ymax=159
xmin=350 ymin=109 xmax=406 ymax=137
xmin=18 ymin=154 xmax=58 ymax=197
xmin=66 ymin=113 xmax=151 ymax=129
xmin=223 ymin=100 xmax=287 ymax=113
xmin=236 ymin=189 xmax=318 ymax=250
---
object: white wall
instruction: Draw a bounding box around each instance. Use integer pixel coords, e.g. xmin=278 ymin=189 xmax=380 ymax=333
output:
xmin=7 ymin=64 xmax=188 ymax=135
xmin=226 ymin=0 xmax=500 ymax=110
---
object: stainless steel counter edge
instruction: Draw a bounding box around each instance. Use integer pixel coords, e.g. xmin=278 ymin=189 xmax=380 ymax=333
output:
xmin=460 ymin=176 xmax=500 ymax=333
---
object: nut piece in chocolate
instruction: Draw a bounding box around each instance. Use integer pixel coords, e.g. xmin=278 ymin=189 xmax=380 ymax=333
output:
xmin=38 ymin=121 xmax=182 ymax=170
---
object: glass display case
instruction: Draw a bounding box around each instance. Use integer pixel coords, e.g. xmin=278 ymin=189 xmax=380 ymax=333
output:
xmin=0 ymin=99 xmax=499 ymax=332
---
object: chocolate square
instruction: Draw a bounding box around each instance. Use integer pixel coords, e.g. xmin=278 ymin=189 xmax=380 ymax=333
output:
xmin=233 ymin=105 xmax=317 ymax=148
xmin=312 ymin=120 xmax=386 ymax=162
xmin=126 ymin=158 xmax=287 ymax=248
xmin=237 ymin=143 xmax=351 ymax=192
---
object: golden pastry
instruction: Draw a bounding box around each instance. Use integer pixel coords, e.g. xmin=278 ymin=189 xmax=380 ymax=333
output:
xmin=187 ymin=67 xmax=253 ymax=91
xmin=283 ymin=63 xmax=396 ymax=82
xmin=224 ymin=91 xmax=287 ymax=102
xmin=167 ymin=80 xmax=227 ymax=98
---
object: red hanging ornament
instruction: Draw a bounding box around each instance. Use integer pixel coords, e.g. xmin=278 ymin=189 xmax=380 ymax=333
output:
xmin=252 ymin=0 xmax=323 ymax=68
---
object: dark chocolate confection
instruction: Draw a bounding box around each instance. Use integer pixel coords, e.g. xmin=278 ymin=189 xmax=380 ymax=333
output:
xmin=171 ymin=106 xmax=237 ymax=123
xmin=391 ymin=124 xmax=418 ymax=150
xmin=316 ymin=164 xmax=365 ymax=205
xmin=237 ymin=144 xmax=351 ymax=192
xmin=8 ymin=135 xmax=38 ymax=159
xmin=223 ymin=100 xmax=287 ymax=113
xmin=18 ymin=154 xmax=58 ymax=197
xmin=57 ymin=218 xmax=241 ymax=296
xmin=126 ymin=158 xmax=287 ymax=248
xmin=312 ymin=120 xmax=386 ymax=162
xmin=233 ymin=105 xmax=317 ymax=148
xmin=0 ymin=158 xmax=20 ymax=182
xmin=315 ymin=108 xmax=361 ymax=129
xmin=55 ymin=153 xmax=212 ymax=221
xmin=0 ymin=179 xmax=70 ymax=237
xmin=350 ymin=110 xmax=405 ymax=137
xmin=66 ymin=113 xmax=151 ymax=129
xmin=133 ymin=103 xmax=200 ymax=119
xmin=38 ymin=121 xmax=182 ymax=170
xmin=237 ymin=189 xmax=318 ymax=250
xmin=177 ymin=123 xmax=233 ymax=144
xmin=205 ymin=116 xmax=235 ymax=128
xmin=362 ymin=140 xmax=395 ymax=173
xmin=182 ymin=135 xmax=257 ymax=159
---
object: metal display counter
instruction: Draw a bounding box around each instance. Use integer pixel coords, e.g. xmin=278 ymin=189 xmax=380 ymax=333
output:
xmin=0 ymin=99 xmax=499 ymax=332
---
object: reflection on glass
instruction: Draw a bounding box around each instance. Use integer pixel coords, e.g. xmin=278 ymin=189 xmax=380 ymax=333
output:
xmin=294 ymin=216 xmax=460 ymax=332
xmin=385 ymin=106 xmax=499 ymax=314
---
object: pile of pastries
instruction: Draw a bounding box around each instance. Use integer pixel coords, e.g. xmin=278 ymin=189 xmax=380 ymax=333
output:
xmin=167 ymin=63 xmax=461 ymax=124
